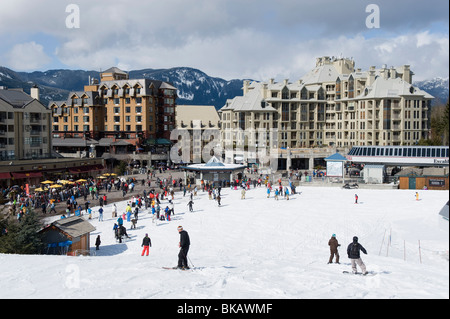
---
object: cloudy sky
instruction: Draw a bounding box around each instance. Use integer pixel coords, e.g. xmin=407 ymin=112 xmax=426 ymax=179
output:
xmin=0 ymin=0 xmax=448 ymax=81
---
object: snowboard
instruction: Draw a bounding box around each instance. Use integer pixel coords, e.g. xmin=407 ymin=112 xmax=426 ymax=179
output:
xmin=343 ymin=271 xmax=376 ymax=276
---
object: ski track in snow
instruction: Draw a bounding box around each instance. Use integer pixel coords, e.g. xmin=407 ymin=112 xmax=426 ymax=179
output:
xmin=0 ymin=186 xmax=448 ymax=299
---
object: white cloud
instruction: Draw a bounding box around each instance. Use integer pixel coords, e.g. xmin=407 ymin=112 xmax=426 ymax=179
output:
xmin=5 ymin=42 xmax=51 ymax=71
xmin=0 ymin=0 xmax=448 ymax=81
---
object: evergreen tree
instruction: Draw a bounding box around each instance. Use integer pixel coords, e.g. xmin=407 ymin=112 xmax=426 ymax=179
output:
xmin=0 ymin=212 xmax=44 ymax=254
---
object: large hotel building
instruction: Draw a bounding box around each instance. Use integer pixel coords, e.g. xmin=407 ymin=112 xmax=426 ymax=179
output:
xmin=49 ymin=67 xmax=177 ymax=158
xmin=219 ymin=56 xmax=434 ymax=165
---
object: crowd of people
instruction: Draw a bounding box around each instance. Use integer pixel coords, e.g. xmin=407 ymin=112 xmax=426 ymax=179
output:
xmin=1 ymin=166 xmax=370 ymax=275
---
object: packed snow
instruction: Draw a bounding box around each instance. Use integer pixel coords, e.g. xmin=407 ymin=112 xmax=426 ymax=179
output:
xmin=0 ymin=186 xmax=448 ymax=299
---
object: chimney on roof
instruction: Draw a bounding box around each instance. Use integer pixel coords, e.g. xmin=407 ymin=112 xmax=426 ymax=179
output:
xmin=30 ymin=85 xmax=40 ymax=101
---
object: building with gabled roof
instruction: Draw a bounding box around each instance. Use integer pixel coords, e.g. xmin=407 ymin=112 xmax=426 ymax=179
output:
xmin=218 ymin=56 xmax=434 ymax=170
xmin=49 ymin=67 xmax=177 ymax=161
xmin=39 ymin=216 xmax=96 ymax=255
xmin=0 ymin=86 xmax=52 ymax=162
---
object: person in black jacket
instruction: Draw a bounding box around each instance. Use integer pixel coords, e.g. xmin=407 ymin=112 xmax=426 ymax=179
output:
xmin=95 ymin=235 xmax=101 ymax=250
xmin=177 ymin=226 xmax=190 ymax=269
xmin=347 ymin=236 xmax=368 ymax=274
xmin=141 ymin=233 xmax=152 ymax=256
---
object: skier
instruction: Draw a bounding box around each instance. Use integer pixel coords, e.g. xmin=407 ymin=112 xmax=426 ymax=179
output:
xmin=141 ymin=233 xmax=152 ymax=256
xmin=347 ymin=236 xmax=368 ymax=274
xmin=187 ymin=200 xmax=194 ymax=212
xmin=217 ymin=195 xmax=221 ymax=206
xmin=177 ymin=226 xmax=190 ymax=269
xmin=328 ymin=234 xmax=340 ymax=264
xmin=415 ymin=192 xmax=419 ymax=201
xmin=354 ymin=194 xmax=358 ymax=204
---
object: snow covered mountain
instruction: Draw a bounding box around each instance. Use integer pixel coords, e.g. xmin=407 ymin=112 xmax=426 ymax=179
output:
xmin=414 ymin=77 xmax=449 ymax=105
xmin=130 ymin=67 xmax=245 ymax=109
xmin=1 ymin=65 xmax=448 ymax=108
xmin=0 ymin=66 xmax=245 ymax=109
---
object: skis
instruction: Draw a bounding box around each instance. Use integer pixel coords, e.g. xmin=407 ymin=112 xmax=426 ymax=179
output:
xmin=343 ymin=271 xmax=376 ymax=276
xmin=162 ymin=266 xmax=194 ymax=271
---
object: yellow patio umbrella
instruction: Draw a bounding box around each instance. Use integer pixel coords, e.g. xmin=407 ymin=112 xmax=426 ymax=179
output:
xmin=76 ymin=179 xmax=87 ymax=182
xmin=41 ymin=180 xmax=54 ymax=184
xmin=48 ymin=184 xmax=63 ymax=188
xmin=34 ymin=188 xmax=45 ymax=192
xmin=98 ymin=176 xmax=107 ymax=179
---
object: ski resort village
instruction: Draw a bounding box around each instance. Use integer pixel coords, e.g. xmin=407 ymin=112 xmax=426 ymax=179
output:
xmin=1 ymin=56 xmax=448 ymax=301
xmin=0 ymin=0 xmax=449 ymax=303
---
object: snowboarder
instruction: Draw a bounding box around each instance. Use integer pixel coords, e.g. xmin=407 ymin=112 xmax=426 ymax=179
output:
xmin=415 ymin=192 xmax=419 ymax=201
xmin=347 ymin=236 xmax=368 ymax=274
xmin=354 ymin=194 xmax=358 ymax=204
xmin=328 ymin=234 xmax=340 ymax=264
xmin=177 ymin=226 xmax=190 ymax=269
xmin=141 ymin=233 xmax=152 ymax=256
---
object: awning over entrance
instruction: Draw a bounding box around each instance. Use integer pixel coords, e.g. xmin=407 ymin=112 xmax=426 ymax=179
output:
xmin=11 ymin=171 xmax=43 ymax=179
xmin=68 ymin=164 xmax=104 ymax=174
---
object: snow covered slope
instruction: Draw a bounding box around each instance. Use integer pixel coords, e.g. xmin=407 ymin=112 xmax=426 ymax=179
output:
xmin=0 ymin=186 xmax=448 ymax=299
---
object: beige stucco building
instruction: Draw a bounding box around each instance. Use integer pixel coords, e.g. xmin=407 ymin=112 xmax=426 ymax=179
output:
xmin=174 ymin=105 xmax=220 ymax=163
xmin=0 ymin=86 xmax=52 ymax=161
xmin=219 ymin=56 xmax=433 ymax=168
